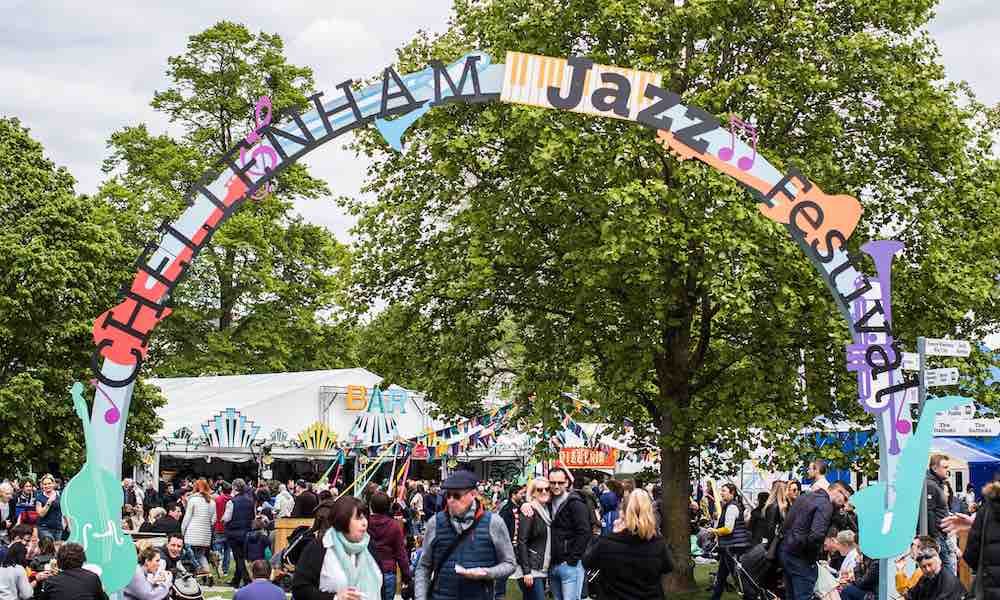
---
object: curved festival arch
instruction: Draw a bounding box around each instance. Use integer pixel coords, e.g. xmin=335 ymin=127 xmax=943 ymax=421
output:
xmin=75 ymin=49 xmax=968 ymax=590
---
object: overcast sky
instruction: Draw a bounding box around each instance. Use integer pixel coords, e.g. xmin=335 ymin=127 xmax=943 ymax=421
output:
xmin=2 ymin=0 xmax=997 ymax=243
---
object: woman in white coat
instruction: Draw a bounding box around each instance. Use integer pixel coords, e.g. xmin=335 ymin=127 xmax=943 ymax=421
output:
xmin=181 ymin=479 xmax=216 ymax=574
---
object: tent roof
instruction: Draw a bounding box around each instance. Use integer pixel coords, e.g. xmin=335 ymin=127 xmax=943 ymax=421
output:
xmin=931 ymin=437 xmax=1000 ymax=466
xmin=148 ymin=369 xmax=436 ymax=443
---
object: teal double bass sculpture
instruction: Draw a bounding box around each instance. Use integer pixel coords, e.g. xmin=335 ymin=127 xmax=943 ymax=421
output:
xmin=62 ymin=382 xmax=137 ymax=592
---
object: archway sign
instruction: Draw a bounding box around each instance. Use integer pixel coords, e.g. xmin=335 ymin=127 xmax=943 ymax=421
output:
xmin=72 ymin=50 xmax=966 ymax=594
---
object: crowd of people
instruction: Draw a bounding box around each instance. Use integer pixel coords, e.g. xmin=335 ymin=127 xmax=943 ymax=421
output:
xmin=2 ymin=453 xmax=1000 ymax=600
xmin=691 ymin=456 xmax=989 ymax=600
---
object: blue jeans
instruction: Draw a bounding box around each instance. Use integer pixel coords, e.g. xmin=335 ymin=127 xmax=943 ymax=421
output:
xmin=779 ymin=548 xmax=817 ymax=600
xmin=36 ymin=525 xmax=63 ymax=543
xmin=551 ymin=561 xmax=584 ymax=600
xmin=494 ymin=575 xmax=508 ymax=600
xmin=382 ymin=571 xmax=396 ymax=600
xmin=212 ymin=532 xmax=231 ymax=574
xmin=936 ymin=534 xmax=957 ymax=575
xmin=519 ymin=576 xmax=546 ymax=600
xmin=840 ymin=584 xmax=868 ymax=600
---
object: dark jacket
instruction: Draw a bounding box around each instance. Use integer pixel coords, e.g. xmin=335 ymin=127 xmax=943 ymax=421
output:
xmin=577 ymin=487 xmax=602 ymax=533
xmin=763 ymin=502 xmax=784 ymax=544
xmin=925 ymin=469 xmax=949 ymax=538
xmin=551 ymin=492 xmax=593 ymax=566
xmin=34 ymin=567 xmax=109 ymax=600
xmin=516 ymin=509 xmax=549 ymax=574
xmin=853 ymin=557 xmax=878 ymax=592
xmin=749 ymin=506 xmax=768 ymax=546
xmin=582 ymin=532 xmax=673 ymax=600
xmin=498 ymin=499 xmax=521 ymax=543
xmin=964 ymin=481 xmax=1000 ymax=600
xmin=291 ymin=536 xmax=336 ymax=600
xmin=778 ymin=490 xmax=834 ymax=563
xmin=832 ymin=507 xmax=859 ymax=535
xmin=227 ymin=492 xmax=254 ymax=534
xmin=291 ymin=490 xmax=319 ymax=518
xmin=148 ymin=515 xmax=182 ymax=536
xmin=368 ymin=513 xmax=412 ymax=579
xmin=423 ymin=492 xmax=442 ymax=522
xmin=907 ymin=566 xmax=965 ymax=600
xmin=246 ymin=529 xmax=271 ymax=562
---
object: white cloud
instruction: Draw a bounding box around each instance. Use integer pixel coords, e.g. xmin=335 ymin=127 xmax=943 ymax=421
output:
xmin=294 ymin=17 xmax=382 ymax=60
xmin=1 ymin=0 xmax=997 ymax=242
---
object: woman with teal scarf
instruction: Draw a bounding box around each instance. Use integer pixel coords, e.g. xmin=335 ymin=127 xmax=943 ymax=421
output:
xmin=292 ymin=497 xmax=382 ymax=600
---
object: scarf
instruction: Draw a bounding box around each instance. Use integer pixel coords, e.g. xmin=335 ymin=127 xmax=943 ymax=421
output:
xmin=448 ymin=500 xmax=484 ymax=535
xmin=319 ymin=528 xmax=382 ymax=598
xmin=530 ymin=500 xmax=552 ymax=574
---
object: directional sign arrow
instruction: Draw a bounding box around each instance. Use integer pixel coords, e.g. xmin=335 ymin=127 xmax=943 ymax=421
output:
xmin=924 ymin=338 xmax=972 ymax=357
xmin=926 ymin=367 xmax=960 ymax=387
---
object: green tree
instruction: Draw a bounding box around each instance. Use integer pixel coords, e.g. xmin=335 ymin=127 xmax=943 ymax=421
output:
xmin=0 ymin=117 xmax=164 ymax=475
xmin=100 ymin=21 xmax=355 ymax=376
xmin=349 ymin=0 xmax=1000 ymax=589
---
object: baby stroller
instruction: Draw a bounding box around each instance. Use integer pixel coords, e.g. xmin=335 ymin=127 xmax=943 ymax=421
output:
xmin=705 ymin=537 xmax=779 ymax=600
xmin=737 ymin=543 xmax=780 ymax=600
xmin=170 ymin=564 xmax=204 ymax=600
xmin=270 ymin=525 xmax=315 ymax=591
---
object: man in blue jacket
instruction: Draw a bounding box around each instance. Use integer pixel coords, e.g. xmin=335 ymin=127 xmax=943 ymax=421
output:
xmin=414 ymin=470 xmax=516 ymax=600
xmin=778 ymin=480 xmax=853 ymax=600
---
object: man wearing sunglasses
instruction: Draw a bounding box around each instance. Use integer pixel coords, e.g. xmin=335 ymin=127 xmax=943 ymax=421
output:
xmin=414 ymin=469 xmax=516 ymax=600
xmin=905 ymin=547 xmax=965 ymax=600
xmin=545 ymin=468 xmax=592 ymax=600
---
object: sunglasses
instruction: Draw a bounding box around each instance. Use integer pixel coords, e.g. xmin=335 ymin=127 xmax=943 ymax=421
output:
xmin=535 ymin=486 xmax=551 ymax=493
xmin=916 ymin=551 xmax=939 ymax=562
xmin=447 ymin=489 xmax=472 ymax=500
xmin=548 ymin=480 xmax=568 ymax=486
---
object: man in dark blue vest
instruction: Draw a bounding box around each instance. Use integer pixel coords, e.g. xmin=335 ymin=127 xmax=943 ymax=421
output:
xmin=414 ymin=470 xmax=516 ymax=600
xmin=222 ymin=478 xmax=254 ymax=589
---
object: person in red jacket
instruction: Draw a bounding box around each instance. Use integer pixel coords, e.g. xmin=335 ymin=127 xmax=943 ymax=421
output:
xmin=212 ymin=481 xmax=232 ymax=577
xmin=368 ymin=491 xmax=412 ymax=600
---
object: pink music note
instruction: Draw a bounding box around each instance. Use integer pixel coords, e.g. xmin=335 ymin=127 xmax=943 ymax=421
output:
xmin=239 ymin=96 xmax=279 ymax=185
xmin=718 ymin=115 xmax=758 ymax=171
xmin=244 ymin=96 xmax=273 ymax=145
xmin=90 ymin=379 xmax=120 ymax=424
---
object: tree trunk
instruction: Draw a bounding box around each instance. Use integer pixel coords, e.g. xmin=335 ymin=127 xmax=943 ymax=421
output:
xmin=661 ymin=416 xmax=696 ymax=592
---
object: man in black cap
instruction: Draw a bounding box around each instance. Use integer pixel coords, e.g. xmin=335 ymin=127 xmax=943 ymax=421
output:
xmin=414 ymin=469 xmax=516 ymax=600
xmin=289 ymin=479 xmax=318 ymax=517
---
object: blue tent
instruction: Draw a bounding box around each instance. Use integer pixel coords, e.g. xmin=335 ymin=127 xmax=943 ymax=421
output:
xmin=937 ymin=437 xmax=1000 ymax=496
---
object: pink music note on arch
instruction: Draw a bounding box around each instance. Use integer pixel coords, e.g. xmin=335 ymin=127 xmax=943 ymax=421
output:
xmin=718 ymin=115 xmax=758 ymax=171
xmin=89 ymin=379 xmax=120 ymax=424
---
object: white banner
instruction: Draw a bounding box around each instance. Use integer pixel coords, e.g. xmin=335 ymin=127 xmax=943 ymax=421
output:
xmin=933 ymin=419 xmax=1000 ymax=437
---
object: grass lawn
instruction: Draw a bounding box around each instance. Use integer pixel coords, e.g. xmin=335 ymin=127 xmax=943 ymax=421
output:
xmin=202 ymin=563 xmax=738 ymax=599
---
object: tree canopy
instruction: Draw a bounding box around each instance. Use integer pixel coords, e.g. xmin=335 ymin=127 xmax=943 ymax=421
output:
xmin=100 ymin=21 xmax=355 ymax=377
xmin=348 ymin=0 xmax=1000 ymax=588
xmin=0 ymin=117 xmax=164 ymax=475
